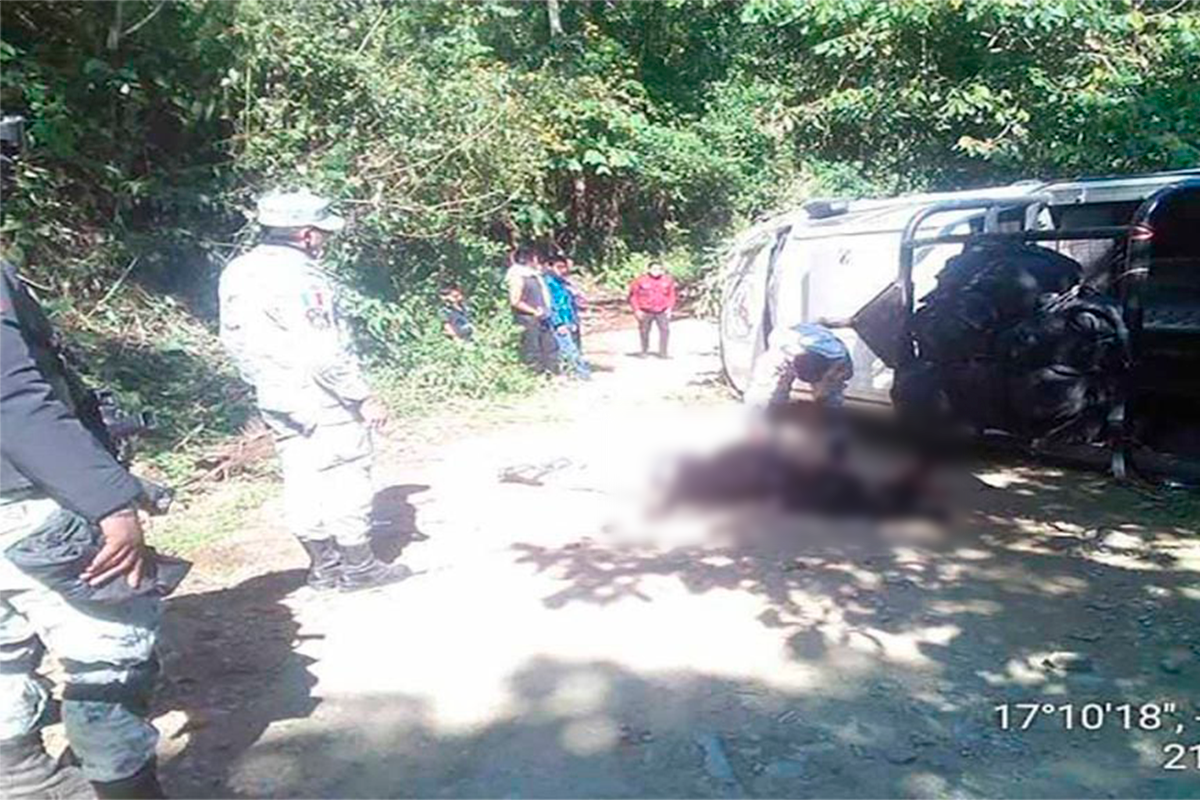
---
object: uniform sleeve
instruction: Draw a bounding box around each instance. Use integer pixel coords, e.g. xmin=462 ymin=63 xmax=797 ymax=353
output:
xmin=666 ymin=277 xmax=678 ymax=311
xmin=743 ymin=339 xmax=798 ymax=415
xmin=0 ymin=275 xmax=142 ymax=522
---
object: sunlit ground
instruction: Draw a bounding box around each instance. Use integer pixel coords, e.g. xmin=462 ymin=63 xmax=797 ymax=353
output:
xmin=152 ymin=321 xmax=1199 ymax=798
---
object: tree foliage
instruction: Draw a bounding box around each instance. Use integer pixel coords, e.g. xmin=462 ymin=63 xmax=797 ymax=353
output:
xmin=1 ymin=0 xmax=1196 ymax=433
xmin=6 ymin=0 xmax=1196 ymax=289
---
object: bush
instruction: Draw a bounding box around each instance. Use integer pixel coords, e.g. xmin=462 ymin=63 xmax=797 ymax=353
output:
xmin=368 ymin=313 xmax=544 ymax=417
xmin=2 ymin=0 xmax=1196 ymax=485
xmin=599 ymin=247 xmax=704 ymax=295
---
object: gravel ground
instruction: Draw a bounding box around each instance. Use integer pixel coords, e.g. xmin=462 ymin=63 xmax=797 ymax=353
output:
xmin=146 ymin=316 xmax=1199 ymax=798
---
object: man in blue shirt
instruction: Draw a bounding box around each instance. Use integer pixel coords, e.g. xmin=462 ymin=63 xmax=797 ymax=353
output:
xmin=543 ymin=256 xmax=590 ymax=380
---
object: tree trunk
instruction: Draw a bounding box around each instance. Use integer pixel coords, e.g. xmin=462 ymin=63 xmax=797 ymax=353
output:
xmin=547 ymin=0 xmax=563 ymax=37
xmin=107 ymin=0 xmax=124 ymax=50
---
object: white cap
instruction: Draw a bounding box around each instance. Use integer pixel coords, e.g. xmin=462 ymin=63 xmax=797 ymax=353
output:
xmin=255 ymin=188 xmax=345 ymax=232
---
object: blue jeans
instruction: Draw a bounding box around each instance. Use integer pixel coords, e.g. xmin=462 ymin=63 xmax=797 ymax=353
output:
xmin=554 ymin=326 xmax=591 ymax=379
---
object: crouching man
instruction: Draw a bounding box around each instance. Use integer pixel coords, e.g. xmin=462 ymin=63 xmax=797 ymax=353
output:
xmin=744 ymin=323 xmax=854 ymax=464
xmin=219 ymin=189 xmax=412 ymax=592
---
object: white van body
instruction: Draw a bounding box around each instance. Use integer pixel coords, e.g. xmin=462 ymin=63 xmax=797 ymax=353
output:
xmin=719 ymin=171 xmax=1200 ymax=406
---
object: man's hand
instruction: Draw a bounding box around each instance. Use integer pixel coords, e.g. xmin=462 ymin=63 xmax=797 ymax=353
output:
xmin=515 ymin=302 xmax=546 ymax=318
xmin=632 ymin=308 xmax=645 ymax=321
xmin=83 ymin=509 xmax=148 ymax=588
xmin=360 ymin=396 xmax=391 ymax=431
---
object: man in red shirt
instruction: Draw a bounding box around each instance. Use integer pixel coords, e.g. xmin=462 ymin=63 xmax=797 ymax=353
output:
xmin=628 ymin=261 xmax=677 ymax=357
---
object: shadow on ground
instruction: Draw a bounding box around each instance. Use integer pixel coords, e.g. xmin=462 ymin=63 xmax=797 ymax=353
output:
xmin=509 ymin=463 xmax=1200 ymax=798
xmin=155 ymin=465 xmax=1199 ymax=798
xmin=371 ymin=483 xmax=431 ymax=563
xmin=156 ymin=482 xmax=428 ymax=796
xmin=156 ymin=568 xmax=315 ymax=797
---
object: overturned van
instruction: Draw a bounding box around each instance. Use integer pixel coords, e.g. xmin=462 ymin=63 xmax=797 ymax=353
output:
xmin=719 ymin=169 xmax=1200 ymax=478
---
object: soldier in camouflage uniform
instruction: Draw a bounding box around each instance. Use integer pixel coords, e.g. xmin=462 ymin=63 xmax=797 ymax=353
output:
xmin=219 ymin=189 xmax=412 ymax=592
xmin=744 ymin=322 xmax=855 ymax=462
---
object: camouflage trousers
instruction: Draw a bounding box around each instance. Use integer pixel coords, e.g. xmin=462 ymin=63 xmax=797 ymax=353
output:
xmin=275 ymin=419 xmax=375 ymax=548
xmin=0 ymin=497 xmax=160 ymax=783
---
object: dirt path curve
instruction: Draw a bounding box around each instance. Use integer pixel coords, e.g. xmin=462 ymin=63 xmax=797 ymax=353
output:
xmin=154 ymin=316 xmax=1200 ymax=799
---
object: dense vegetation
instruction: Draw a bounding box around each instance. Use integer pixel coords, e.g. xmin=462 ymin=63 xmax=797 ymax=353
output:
xmin=2 ymin=0 xmax=1197 ymax=481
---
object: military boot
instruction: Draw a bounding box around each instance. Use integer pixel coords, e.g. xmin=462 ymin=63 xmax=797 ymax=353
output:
xmin=90 ymin=759 xmax=165 ymax=799
xmin=338 ymin=543 xmax=412 ymax=592
xmin=0 ymin=732 xmax=96 ymax=799
xmin=298 ymin=538 xmax=343 ymax=591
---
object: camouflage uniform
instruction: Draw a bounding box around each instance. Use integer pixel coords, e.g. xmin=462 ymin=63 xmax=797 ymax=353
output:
xmin=218 ymin=189 xmax=411 ymax=592
xmin=220 ymin=241 xmax=374 ymax=549
xmin=0 ymin=498 xmax=160 ymax=786
xmin=744 ymin=323 xmax=854 ymax=414
xmin=744 ymin=323 xmax=854 ymax=461
xmin=1 ymin=259 xmax=162 ymax=797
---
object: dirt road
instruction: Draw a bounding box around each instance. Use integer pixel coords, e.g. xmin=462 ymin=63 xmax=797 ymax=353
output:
xmin=151 ymin=316 xmax=1199 ymax=798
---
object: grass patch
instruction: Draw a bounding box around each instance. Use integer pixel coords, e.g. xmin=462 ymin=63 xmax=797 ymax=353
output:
xmin=49 ymin=287 xmax=255 ymax=489
xmin=368 ymin=313 xmax=544 ymax=418
xmin=148 ymin=477 xmax=279 ymax=557
xmin=597 ymin=247 xmax=707 ymax=295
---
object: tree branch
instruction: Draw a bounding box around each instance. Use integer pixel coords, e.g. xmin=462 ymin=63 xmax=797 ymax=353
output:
xmin=355 ymin=7 xmax=391 ymax=56
xmin=106 ymin=0 xmax=124 ymax=51
xmin=123 ymin=1 xmax=168 ymax=39
xmin=547 ymin=0 xmax=564 ymax=37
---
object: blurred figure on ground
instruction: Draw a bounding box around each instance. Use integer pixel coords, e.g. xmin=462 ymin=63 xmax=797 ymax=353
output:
xmin=544 ymin=254 xmax=590 ymax=380
xmin=746 ymin=320 xmax=943 ymax=515
xmin=744 ymin=322 xmax=854 ymax=465
xmin=506 ymin=244 xmax=556 ymax=374
xmin=628 ymin=260 xmax=677 ymax=358
xmin=439 ymin=282 xmax=474 ymax=342
xmin=219 ymin=188 xmax=413 ymax=593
